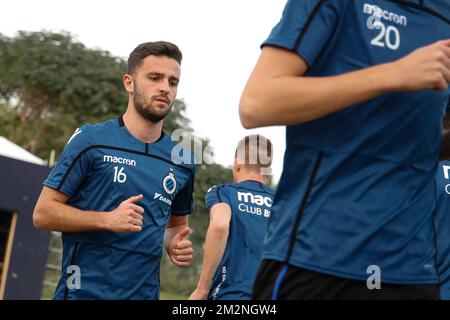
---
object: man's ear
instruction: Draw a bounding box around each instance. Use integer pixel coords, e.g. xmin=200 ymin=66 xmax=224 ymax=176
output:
xmin=123 ymin=74 xmax=134 ymax=94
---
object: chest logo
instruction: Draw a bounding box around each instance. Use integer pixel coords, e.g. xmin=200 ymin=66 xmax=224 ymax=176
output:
xmin=163 ymin=169 xmax=177 ymax=195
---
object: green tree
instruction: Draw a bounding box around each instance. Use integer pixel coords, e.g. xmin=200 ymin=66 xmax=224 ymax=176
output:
xmin=0 ymin=31 xmax=127 ymax=158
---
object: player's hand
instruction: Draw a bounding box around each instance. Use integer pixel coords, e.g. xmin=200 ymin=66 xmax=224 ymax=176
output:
xmin=391 ymin=39 xmax=450 ymax=91
xmin=105 ymin=194 xmax=144 ymax=232
xmin=169 ymin=227 xmax=193 ymax=267
xmin=188 ymin=288 xmax=208 ymax=300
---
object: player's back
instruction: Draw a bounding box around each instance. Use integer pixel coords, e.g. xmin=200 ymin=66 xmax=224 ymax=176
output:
xmin=205 ymin=180 xmax=275 ymax=300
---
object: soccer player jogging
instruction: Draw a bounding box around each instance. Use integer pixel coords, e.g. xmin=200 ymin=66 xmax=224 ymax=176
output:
xmin=240 ymin=0 xmax=450 ymax=299
xmin=33 ymin=42 xmax=195 ymax=299
xmin=189 ymin=135 xmax=275 ymax=300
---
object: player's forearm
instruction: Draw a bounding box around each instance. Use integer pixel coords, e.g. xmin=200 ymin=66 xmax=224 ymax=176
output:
xmin=33 ymin=199 xmax=108 ymax=232
xmin=196 ymin=225 xmax=229 ymax=292
xmin=240 ymin=62 xmax=398 ymax=128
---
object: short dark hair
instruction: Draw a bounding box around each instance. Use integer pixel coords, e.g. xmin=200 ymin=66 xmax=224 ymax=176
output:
xmin=127 ymin=41 xmax=182 ymax=74
xmin=235 ymin=134 xmax=273 ymax=171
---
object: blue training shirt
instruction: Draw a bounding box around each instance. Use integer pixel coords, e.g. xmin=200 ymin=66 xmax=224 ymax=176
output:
xmin=435 ymin=161 xmax=450 ymax=300
xmin=262 ymin=0 xmax=450 ymax=284
xmin=44 ymin=117 xmax=195 ymax=299
xmin=205 ymin=180 xmax=275 ymax=299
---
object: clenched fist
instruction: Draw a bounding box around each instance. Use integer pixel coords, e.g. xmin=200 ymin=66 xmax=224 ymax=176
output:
xmin=169 ymin=227 xmax=193 ymax=267
xmin=104 ymin=194 xmax=144 ymax=232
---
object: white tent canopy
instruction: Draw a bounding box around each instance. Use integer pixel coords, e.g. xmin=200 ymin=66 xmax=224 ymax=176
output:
xmin=0 ymin=136 xmax=46 ymax=166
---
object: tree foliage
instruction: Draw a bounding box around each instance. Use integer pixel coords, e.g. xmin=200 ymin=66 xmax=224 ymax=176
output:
xmin=0 ymin=31 xmax=128 ymax=157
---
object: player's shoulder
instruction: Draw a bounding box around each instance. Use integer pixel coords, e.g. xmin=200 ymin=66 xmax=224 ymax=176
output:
xmin=204 ymin=184 xmax=231 ymax=209
xmin=64 ymin=118 xmax=118 ymax=152
xmin=215 ymin=182 xmax=275 ymax=199
xmin=206 ymin=183 xmax=234 ymax=201
xmin=88 ymin=117 xmax=120 ymax=137
xmin=284 ymin=0 xmax=348 ymax=11
xmin=234 ymin=181 xmax=275 ymax=197
xmin=206 ymin=184 xmax=228 ymax=195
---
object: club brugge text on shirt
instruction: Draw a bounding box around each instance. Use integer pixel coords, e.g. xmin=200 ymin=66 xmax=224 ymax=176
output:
xmin=237 ymin=191 xmax=272 ymax=217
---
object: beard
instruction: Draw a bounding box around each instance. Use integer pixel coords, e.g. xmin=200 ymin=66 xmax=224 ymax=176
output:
xmin=133 ymin=86 xmax=173 ymax=123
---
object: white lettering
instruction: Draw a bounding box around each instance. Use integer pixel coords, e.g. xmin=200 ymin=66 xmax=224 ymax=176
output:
xmin=66 ymin=265 xmax=81 ymax=290
xmin=154 ymin=192 xmax=172 ymax=205
xmin=364 ymin=3 xmax=407 ymax=27
xmin=443 ymin=165 xmax=450 ymax=179
xmin=237 ymin=192 xmax=272 ymax=208
xmin=366 ymin=265 xmax=382 ymax=290
xmin=103 ymin=155 xmax=136 ymax=167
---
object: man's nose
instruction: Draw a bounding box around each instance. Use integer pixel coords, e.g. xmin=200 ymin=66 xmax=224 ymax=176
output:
xmin=158 ymin=80 xmax=170 ymax=93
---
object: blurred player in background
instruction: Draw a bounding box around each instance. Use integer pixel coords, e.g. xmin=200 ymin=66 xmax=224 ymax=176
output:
xmin=189 ymin=134 xmax=275 ymax=300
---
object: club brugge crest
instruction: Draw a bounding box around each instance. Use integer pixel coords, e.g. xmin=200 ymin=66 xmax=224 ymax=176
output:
xmin=163 ymin=169 xmax=177 ymax=195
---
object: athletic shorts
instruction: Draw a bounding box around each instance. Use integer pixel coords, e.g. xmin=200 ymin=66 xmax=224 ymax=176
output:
xmin=253 ymin=260 xmax=440 ymax=300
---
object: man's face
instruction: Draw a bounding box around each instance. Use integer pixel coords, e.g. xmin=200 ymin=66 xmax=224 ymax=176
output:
xmin=128 ymin=55 xmax=181 ymax=123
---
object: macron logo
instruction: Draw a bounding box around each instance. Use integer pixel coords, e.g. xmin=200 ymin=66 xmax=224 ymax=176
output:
xmin=363 ymin=3 xmax=407 ymax=27
xmin=67 ymin=128 xmax=82 ymax=144
xmin=237 ymin=192 xmax=273 ymax=208
xmin=443 ymin=165 xmax=450 ymax=180
xmin=154 ymin=192 xmax=172 ymax=205
xmin=103 ymin=155 xmax=137 ymax=167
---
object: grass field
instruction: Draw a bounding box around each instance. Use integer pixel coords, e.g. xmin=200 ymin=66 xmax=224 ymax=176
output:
xmin=160 ymin=291 xmax=187 ymax=300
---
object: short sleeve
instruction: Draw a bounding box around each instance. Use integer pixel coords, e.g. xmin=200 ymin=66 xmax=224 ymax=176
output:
xmin=205 ymin=185 xmax=230 ymax=213
xmin=171 ymin=167 xmax=196 ymax=216
xmin=43 ymin=125 xmax=93 ymax=197
xmin=262 ymin=0 xmax=343 ymax=66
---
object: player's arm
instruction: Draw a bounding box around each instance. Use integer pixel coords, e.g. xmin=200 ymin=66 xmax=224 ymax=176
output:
xmin=164 ymin=215 xmax=193 ymax=268
xmin=240 ymin=40 xmax=450 ymax=128
xmin=33 ymin=186 xmax=144 ymax=233
xmin=189 ymin=203 xmax=231 ymax=300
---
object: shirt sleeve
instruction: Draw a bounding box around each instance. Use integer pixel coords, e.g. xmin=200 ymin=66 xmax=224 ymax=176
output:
xmin=171 ymin=166 xmax=196 ymax=216
xmin=205 ymin=185 xmax=231 ymax=213
xmin=43 ymin=125 xmax=93 ymax=197
xmin=262 ymin=0 xmax=344 ymax=67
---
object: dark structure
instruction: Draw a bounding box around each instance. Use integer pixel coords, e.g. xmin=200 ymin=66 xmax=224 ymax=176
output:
xmin=0 ymin=154 xmax=51 ymax=299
